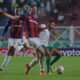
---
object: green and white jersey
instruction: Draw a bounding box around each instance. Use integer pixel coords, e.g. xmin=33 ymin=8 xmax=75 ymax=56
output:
xmin=39 ymin=24 xmax=50 ymax=46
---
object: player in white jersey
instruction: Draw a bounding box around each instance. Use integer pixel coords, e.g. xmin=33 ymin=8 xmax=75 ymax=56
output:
xmin=40 ymin=21 xmax=62 ymax=74
xmin=23 ymin=20 xmax=61 ymax=75
xmin=39 ymin=23 xmax=52 ymax=74
xmin=39 ymin=24 xmax=50 ymax=47
xmin=24 ymin=21 xmax=55 ymax=75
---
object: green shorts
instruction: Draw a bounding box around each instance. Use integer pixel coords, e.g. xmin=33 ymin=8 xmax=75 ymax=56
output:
xmin=41 ymin=45 xmax=53 ymax=52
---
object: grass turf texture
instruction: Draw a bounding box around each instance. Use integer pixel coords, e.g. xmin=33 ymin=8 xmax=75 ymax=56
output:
xmin=0 ymin=56 xmax=80 ymax=80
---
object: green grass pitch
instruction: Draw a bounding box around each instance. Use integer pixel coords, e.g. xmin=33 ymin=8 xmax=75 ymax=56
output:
xmin=0 ymin=56 xmax=80 ymax=80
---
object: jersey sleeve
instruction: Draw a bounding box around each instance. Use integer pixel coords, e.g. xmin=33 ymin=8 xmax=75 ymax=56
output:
xmin=2 ymin=20 xmax=11 ymax=36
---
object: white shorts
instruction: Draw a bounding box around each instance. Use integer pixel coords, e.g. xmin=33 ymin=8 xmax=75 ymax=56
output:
xmin=8 ymin=38 xmax=23 ymax=54
xmin=22 ymin=36 xmax=29 ymax=47
xmin=28 ymin=38 xmax=41 ymax=50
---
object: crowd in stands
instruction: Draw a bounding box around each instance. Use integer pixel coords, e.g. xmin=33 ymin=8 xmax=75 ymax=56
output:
xmin=0 ymin=0 xmax=80 ymax=47
xmin=0 ymin=0 xmax=80 ymax=26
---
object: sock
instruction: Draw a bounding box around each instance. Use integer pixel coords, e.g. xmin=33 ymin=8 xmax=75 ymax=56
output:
xmin=1 ymin=55 xmax=11 ymax=70
xmin=40 ymin=53 xmax=45 ymax=72
xmin=23 ymin=51 xmax=25 ymax=56
xmin=29 ymin=57 xmax=39 ymax=69
xmin=50 ymin=56 xmax=60 ymax=65
xmin=46 ymin=57 xmax=51 ymax=73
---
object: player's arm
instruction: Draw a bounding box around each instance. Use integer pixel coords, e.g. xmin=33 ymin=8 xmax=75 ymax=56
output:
xmin=0 ymin=10 xmax=20 ymax=20
xmin=1 ymin=20 xmax=11 ymax=41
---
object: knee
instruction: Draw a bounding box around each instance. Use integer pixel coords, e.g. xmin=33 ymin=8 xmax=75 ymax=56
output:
xmin=8 ymin=46 xmax=15 ymax=56
xmin=45 ymin=49 xmax=52 ymax=58
xmin=23 ymin=43 xmax=28 ymax=48
xmin=37 ymin=46 xmax=44 ymax=53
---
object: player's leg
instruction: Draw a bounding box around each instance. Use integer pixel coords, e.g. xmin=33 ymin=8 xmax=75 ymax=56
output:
xmin=26 ymin=46 xmax=45 ymax=75
xmin=0 ymin=46 xmax=15 ymax=71
xmin=36 ymin=45 xmax=47 ymax=75
xmin=26 ymin=38 xmax=46 ymax=75
xmin=45 ymin=48 xmax=52 ymax=74
xmin=22 ymin=39 xmax=39 ymax=74
xmin=49 ymin=48 xmax=62 ymax=73
xmin=37 ymin=45 xmax=53 ymax=75
xmin=0 ymin=39 xmax=21 ymax=71
xmin=19 ymin=38 xmax=30 ymax=56
xmin=25 ymin=38 xmax=40 ymax=74
xmin=40 ymin=52 xmax=45 ymax=74
xmin=21 ymin=39 xmax=29 ymax=51
xmin=50 ymin=48 xmax=62 ymax=66
xmin=0 ymin=56 xmax=11 ymax=71
xmin=26 ymin=50 xmax=40 ymax=74
xmin=0 ymin=39 xmax=16 ymax=71
xmin=26 ymin=56 xmax=39 ymax=74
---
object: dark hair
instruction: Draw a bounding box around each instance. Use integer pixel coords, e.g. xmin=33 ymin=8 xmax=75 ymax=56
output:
xmin=30 ymin=5 xmax=37 ymax=8
xmin=48 ymin=20 xmax=55 ymax=23
xmin=16 ymin=7 xmax=21 ymax=10
xmin=48 ymin=20 xmax=55 ymax=24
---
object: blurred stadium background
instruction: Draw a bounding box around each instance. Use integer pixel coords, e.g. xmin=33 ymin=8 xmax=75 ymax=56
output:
xmin=0 ymin=0 xmax=80 ymax=80
xmin=0 ymin=0 xmax=80 ymax=49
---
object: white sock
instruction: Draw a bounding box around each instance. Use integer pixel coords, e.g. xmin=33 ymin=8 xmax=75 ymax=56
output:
xmin=40 ymin=53 xmax=45 ymax=72
xmin=1 ymin=55 xmax=11 ymax=70
xmin=29 ymin=57 xmax=39 ymax=68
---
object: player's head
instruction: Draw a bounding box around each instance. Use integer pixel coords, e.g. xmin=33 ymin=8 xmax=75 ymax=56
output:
xmin=47 ymin=20 xmax=55 ymax=29
xmin=14 ymin=7 xmax=21 ymax=15
xmin=16 ymin=7 xmax=21 ymax=15
xmin=30 ymin=5 xmax=37 ymax=16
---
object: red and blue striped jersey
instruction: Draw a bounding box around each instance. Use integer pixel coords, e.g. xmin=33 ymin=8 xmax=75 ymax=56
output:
xmin=20 ymin=14 xmax=39 ymax=38
xmin=2 ymin=19 xmax=23 ymax=39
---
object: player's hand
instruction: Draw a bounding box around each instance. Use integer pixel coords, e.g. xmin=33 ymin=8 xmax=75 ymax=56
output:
xmin=1 ymin=36 xmax=4 ymax=41
xmin=0 ymin=10 xmax=5 ymax=15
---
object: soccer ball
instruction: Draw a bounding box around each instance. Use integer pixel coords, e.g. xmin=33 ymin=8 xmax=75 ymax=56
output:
xmin=55 ymin=66 xmax=64 ymax=74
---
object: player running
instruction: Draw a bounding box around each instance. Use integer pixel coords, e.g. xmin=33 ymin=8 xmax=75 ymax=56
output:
xmin=0 ymin=5 xmax=46 ymax=75
xmin=0 ymin=7 xmax=25 ymax=71
xmin=39 ymin=21 xmax=62 ymax=74
xmin=27 ymin=21 xmax=62 ymax=75
xmin=23 ymin=20 xmax=61 ymax=75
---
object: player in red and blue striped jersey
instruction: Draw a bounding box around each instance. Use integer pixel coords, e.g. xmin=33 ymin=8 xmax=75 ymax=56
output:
xmin=19 ymin=6 xmax=46 ymax=75
xmin=20 ymin=13 xmax=39 ymax=38
xmin=0 ymin=6 xmax=46 ymax=75
xmin=2 ymin=19 xmax=23 ymax=39
xmin=0 ymin=8 xmax=25 ymax=71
